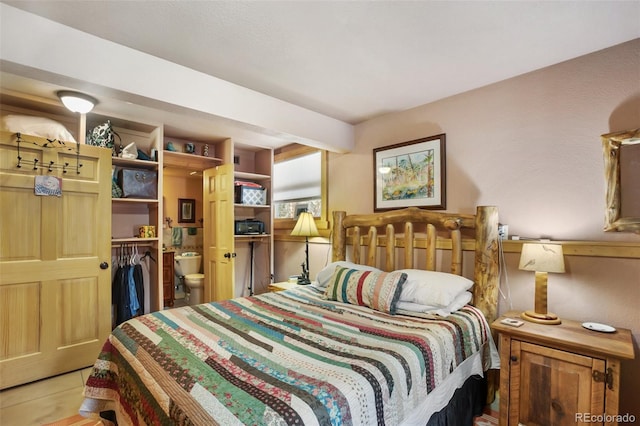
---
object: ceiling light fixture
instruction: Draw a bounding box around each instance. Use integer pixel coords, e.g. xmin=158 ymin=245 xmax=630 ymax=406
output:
xmin=57 ymin=90 xmax=98 ymax=114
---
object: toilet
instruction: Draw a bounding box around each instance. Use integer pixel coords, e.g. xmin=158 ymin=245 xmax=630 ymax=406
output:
xmin=174 ymin=252 xmax=204 ymax=305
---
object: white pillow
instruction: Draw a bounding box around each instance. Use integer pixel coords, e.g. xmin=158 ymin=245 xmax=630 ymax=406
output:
xmin=396 ymin=291 xmax=472 ymax=317
xmin=314 ymin=261 xmax=381 ymax=288
xmin=2 ymin=114 xmax=77 ymax=143
xmin=398 ymin=269 xmax=473 ymax=308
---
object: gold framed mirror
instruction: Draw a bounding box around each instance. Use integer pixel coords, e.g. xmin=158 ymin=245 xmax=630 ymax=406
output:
xmin=602 ymin=128 xmax=640 ymax=233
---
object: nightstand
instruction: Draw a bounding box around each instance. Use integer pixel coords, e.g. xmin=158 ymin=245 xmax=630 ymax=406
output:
xmin=492 ymin=311 xmax=634 ymax=426
xmin=267 ymin=281 xmax=299 ymax=292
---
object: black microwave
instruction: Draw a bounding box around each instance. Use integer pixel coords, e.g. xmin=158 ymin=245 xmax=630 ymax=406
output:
xmin=234 ymin=219 xmax=265 ymax=235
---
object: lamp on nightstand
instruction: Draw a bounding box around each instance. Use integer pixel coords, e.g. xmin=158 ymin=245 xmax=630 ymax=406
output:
xmin=519 ymin=243 xmax=565 ymax=324
xmin=290 ymin=211 xmax=319 ymax=285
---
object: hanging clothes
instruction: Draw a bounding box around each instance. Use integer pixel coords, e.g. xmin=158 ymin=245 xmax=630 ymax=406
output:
xmin=133 ymin=263 xmax=144 ymax=315
xmin=141 ymin=256 xmax=151 ymax=314
xmin=112 ymin=260 xmax=131 ymax=326
xmin=127 ymin=246 xmax=141 ymax=317
xmin=112 ymin=244 xmax=146 ymax=327
xmin=127 ymin=264 xmax=139 ymax=317
xmin=140 ymin=250 xmax=156 ymax=314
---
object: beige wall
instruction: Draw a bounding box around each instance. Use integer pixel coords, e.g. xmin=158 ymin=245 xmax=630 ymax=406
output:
xmin=276 ymin=39 xmax=640 ymax=415
xmin=163 ymin=174 xmax=203 ymax=228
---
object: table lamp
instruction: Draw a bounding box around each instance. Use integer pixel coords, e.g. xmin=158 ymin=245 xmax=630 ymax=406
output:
xmin=290 ymin=211 xmax=319 ymax=285
xmin=518 ymin=243 xmax=565 ymax=324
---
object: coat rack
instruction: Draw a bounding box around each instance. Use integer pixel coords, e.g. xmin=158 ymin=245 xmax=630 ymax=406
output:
xmin=15 ymin=132 xmax=83 ymax=174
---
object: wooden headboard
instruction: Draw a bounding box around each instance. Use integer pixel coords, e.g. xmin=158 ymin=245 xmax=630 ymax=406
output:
xmin=331 ymin=206 xmax=500 ymax=323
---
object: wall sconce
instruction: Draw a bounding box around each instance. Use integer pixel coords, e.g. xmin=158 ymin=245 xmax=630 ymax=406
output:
xmin=290 ymin=211 xmax=319 ymax=285
xmin=519 ymin=243 xmax=565 ymax=325
xmin=57 ymin=90 xmax=98 ymax=114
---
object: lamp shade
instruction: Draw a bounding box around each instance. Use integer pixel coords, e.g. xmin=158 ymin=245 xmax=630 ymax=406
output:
xmin=290 ymin=212 xmax=319 ymax=237
xmin=519 ymin=243 xmax=565 ymax=273
xmin=57 ymin=90 xmax=97 ymax=114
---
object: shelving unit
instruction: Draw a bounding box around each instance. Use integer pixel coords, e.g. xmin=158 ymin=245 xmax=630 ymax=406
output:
xmin=97 ymin=112 xmax=164 ymax=312
xmin=233 ymin=145 xmax=274 ymax=296
xmin=164 ymin=150 xmax=222 ymax=170
xmin=111 ymin=158 xmax=161 ymax=244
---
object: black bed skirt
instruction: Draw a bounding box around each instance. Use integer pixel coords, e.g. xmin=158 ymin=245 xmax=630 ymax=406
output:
xmin=426 ymin=374 xmax=488 ymax=426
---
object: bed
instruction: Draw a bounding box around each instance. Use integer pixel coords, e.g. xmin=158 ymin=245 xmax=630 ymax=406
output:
xmin=81 ymin=206 xmax=500 ymax=425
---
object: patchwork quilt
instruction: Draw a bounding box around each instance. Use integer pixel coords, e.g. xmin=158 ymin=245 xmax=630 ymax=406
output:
xmin=81 ymin=286 xmax=492 ymax=425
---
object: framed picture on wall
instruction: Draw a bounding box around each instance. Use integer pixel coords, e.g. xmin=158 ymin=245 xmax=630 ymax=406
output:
xmin=295 ymin=203 xmax=308 ymax=217
xmin=373 ymin=134 xmax=446 ymax=211
xmin=178 ymin=198 xmax=196 ymax=223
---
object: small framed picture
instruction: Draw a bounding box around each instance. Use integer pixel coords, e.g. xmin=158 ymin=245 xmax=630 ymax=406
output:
xmin=178 ymin=198 xmax=195 ymax=223
xmin=295 ymin=203 xmax=308 ymax=217
xmin=373 ymin=134 xmax=446 ymax=211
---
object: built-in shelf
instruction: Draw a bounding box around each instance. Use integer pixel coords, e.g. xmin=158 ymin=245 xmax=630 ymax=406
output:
xmin=112 ymin=157 xmax=158 ymax=170
xmin=112 ymin=198 xmax=159 ymax=204
xmin=235 ymin=234 xmax=271 ymax=241
xmin=234 ymin=203 xmax=271 ymax=209
xmin=163 ymin=150 xmax=222 ymax=171
xmin=500 ymin=239 xmax=640 ymax=259
xmin=235 ymin=171 xmax=270 ymax=181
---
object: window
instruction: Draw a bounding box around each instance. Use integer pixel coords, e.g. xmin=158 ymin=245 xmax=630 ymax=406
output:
xmin=273 ymin=145 xmax=327 ymax=230
xmin=273 ymin=151 xmax=321 ymax=219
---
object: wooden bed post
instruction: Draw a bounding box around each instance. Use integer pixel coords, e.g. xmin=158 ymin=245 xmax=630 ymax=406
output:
xmin=332 ymin=211 xmax=347 ymax=262
xmin=472 ymin=205 xmax=500 ymax=324
xmin=473 ymin=205 xmax=500 ymax=405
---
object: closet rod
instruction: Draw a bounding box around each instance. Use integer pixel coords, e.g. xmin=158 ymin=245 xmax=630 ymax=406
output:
xmin=111 ymin=242 xmax=156 ymax=247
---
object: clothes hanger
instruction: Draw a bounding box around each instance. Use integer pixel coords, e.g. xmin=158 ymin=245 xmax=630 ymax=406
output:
xmin=141 ymin=249 xmax=156 ymax=263
xmin=130 ymin=244 xmax=140 ymax=265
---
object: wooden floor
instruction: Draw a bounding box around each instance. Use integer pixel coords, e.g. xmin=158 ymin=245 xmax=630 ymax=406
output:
xmin=0 ymin=366 xmax=93 ymax=426
xmin=0 ymin=297 xmax=189 ymax=426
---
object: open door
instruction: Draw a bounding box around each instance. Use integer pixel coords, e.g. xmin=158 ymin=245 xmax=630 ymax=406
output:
xmin=0 ymin=133 xmax=111 ymax=389
xmin=203 ymin=164 xmax=235 ymax=302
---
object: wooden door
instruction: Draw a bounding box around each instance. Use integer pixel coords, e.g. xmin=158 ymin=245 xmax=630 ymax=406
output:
xmin=203 ymin=164 xmax=234 ymax=302
xmin=0 ymin=132 xmax=111 ymax=389
xmin=510 ymin=341 xmax=606 ymax=426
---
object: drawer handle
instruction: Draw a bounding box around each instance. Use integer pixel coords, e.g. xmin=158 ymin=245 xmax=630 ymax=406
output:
xmin=510 ymin=355 xmax=518 ymax=362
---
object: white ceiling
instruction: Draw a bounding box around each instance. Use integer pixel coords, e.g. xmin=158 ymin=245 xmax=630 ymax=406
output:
xmin=2 ymin=1 xmax=639 ymax=141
